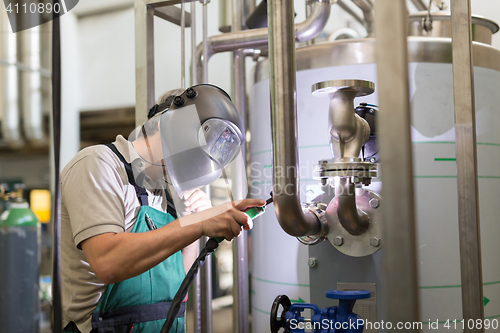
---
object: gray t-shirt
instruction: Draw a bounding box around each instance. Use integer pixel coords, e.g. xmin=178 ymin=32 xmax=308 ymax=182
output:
xmin=60 ymin=135 xmax=168 ymax=333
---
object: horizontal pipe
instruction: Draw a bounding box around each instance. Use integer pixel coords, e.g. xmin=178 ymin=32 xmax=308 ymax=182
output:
xmin=268 ymin=0 xmax=322 ymax=237
xmin=196 ymin=0 xmax=331 ymax=83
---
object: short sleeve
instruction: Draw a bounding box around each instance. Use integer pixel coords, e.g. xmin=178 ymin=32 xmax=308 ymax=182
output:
xmin=62 ymin=154 xmax=127 ymax=248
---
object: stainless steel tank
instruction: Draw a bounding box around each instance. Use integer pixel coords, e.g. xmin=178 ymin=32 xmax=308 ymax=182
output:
xmin=250 ymin=15 xmax=500 ymax=333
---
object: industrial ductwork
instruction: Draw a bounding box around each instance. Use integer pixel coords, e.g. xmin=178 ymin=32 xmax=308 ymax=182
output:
xmin=0 ymin=12 xmax=49 ymax=150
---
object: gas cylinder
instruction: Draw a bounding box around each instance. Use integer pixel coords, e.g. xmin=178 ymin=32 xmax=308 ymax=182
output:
xmin=0 ymin=184 xmax=40 ymax=332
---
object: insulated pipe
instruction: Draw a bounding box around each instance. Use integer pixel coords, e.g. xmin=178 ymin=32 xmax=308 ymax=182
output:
xmin=351 ymin=0 xmax=375 ymax=36
xmin=267 ymin=0 xmax=322 ymax=237
xmin=0 ymin=11 xmax=24 ymax=149
xmin=411 ymin=0 xmax=428 ymax=11
xmin=196 ymin=0 xmax=331 ymax=83
xmin=20 ymin=16 xmax=47 ymax=147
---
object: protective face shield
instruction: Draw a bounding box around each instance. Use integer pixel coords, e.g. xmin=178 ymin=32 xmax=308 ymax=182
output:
xmin=139 ymin=84 xmax=244 ymax=198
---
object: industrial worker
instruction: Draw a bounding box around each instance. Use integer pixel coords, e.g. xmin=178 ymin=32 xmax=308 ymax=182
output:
xmin=60 ymin=84 xmax=263 ymax=333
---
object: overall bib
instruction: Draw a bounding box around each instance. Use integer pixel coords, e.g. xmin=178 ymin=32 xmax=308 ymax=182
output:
xmin=68 ymin=144 xmax=186 ymax=333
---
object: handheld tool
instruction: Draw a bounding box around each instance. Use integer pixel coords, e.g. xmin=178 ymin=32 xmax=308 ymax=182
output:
xmin=161 ymin=193 xmax=274 ymax=333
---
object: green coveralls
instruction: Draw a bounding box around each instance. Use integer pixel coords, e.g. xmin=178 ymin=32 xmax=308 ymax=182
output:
xmin=64 ymin=143 xmax=186 ymax=333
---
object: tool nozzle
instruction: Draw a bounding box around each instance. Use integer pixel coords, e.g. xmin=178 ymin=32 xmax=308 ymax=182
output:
xmin=265 ymin=192 xmax=274 ymax=206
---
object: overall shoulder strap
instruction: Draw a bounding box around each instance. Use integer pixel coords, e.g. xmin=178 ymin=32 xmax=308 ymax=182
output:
xmin=106 ymin=143 xmax=178 ymax=218
xmin=106 ymin=143 xmax=149 ymax=206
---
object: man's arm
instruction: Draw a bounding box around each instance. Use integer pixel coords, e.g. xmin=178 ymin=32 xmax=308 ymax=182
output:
xmin=81 ymin=199 xmax=264 ymax=284
xmin=181 ymin=188 xmax=212 ymax=273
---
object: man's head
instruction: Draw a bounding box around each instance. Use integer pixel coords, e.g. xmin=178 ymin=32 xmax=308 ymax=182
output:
xmin=131 ymin=84 xmax=244 ymax=198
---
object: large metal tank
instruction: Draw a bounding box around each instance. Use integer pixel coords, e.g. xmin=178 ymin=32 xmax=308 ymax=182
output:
xmin=250 ymin=19 xmax=500 ymax=333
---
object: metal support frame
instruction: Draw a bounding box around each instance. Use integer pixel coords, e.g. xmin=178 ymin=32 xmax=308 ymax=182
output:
xmin=134 ymin=0 xmax=193 ymax=126
xmin=450 ymin=1 xmax=484 ymax=331
xmin=374 ymin=0 xmax=420 ymax=330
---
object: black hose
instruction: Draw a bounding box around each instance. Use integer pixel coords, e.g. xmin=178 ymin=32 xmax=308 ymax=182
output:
xmin=51 ymin=2 xmax=63 ymax=332
xmin=161 ymin=238 xmax=220 ymax=332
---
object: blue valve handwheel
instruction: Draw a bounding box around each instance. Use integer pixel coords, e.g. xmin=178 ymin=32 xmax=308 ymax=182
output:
xmin=325 ymin=290 xmax=371 ymax=300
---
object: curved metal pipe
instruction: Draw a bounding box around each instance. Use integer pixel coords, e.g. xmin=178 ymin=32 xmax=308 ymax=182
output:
xmin=351 ymin=0 xmax=375 ymax=36
xmin=268 ymin=0 xmax=322 ymax=237
xmin=196 ymin=0 xmax=331 ymax=83
xmin=335 ymin=178 xmax=369 ymax=235
xmin=328 ymin=91 xmax=371 ymax=161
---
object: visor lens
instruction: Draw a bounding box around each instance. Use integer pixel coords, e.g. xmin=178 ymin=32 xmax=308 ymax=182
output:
xmin=210 ymin=126 xmax=241 ymax=167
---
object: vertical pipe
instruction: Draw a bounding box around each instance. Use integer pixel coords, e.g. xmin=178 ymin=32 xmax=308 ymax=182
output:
xmin=199 ymin=3 xmax=212 ymax=333
xmin=267 ymin=0 xmax=322 ymax=237
xmin=306 ymin=0 xmax=314 ymax=45
xmin=202 ymin=2 xmax=209 ymax=84
xmin=374 ymin=0 xmax=420 ymax=330
xmin=191 ymin=2 xmax=197 ymax=86
xmin=199 ymin=238 xmax=213 ymax=333
xmin=450 ymin=1 xmax=484 ymax=331
xmin=181 ymin=1 xmax=186 ymax=88
xmin=189 ymin=4 xmax=203 ymax=332
xmin=135 ymin=2 xmax=155 ymax=126
xmin=231 ymin=0 xmax=250 ymax=331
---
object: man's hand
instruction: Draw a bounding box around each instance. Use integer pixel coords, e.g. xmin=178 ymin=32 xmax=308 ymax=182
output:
xmin=182 ymin=189 xmax=212 ymax=215
xmin=81 ymin=198 xmax=265 ymax=284
xmin=198 ymin=199 xmax=265 ymax=241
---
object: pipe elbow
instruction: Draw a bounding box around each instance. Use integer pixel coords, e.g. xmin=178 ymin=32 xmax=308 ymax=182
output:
xmin=296 ymin=2 xmax=331 ymax=43
xmin=273 ymin=194 xmax=322 ymax=237
xmin=335 ymin=179 xmax=369 ymax=235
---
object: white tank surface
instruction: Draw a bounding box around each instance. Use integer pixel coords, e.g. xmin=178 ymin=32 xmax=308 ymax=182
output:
xmin=250 ymin=36 xmax=500 ymax=332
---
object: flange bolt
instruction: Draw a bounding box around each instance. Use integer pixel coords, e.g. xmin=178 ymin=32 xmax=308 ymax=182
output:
xmin=308 ymin=257 xmax=318 ymax=268
xmin=370 ymin=237 xmax=381 ymax=247
xmin=369 ymin=198 xmax=379 ymax=208
xmin=334 ymin=236 xmax=344 ymax=246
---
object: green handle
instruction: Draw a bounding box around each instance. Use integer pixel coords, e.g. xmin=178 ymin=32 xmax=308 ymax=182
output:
xmin=214 ymin=206 xmax=266 ymax=243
